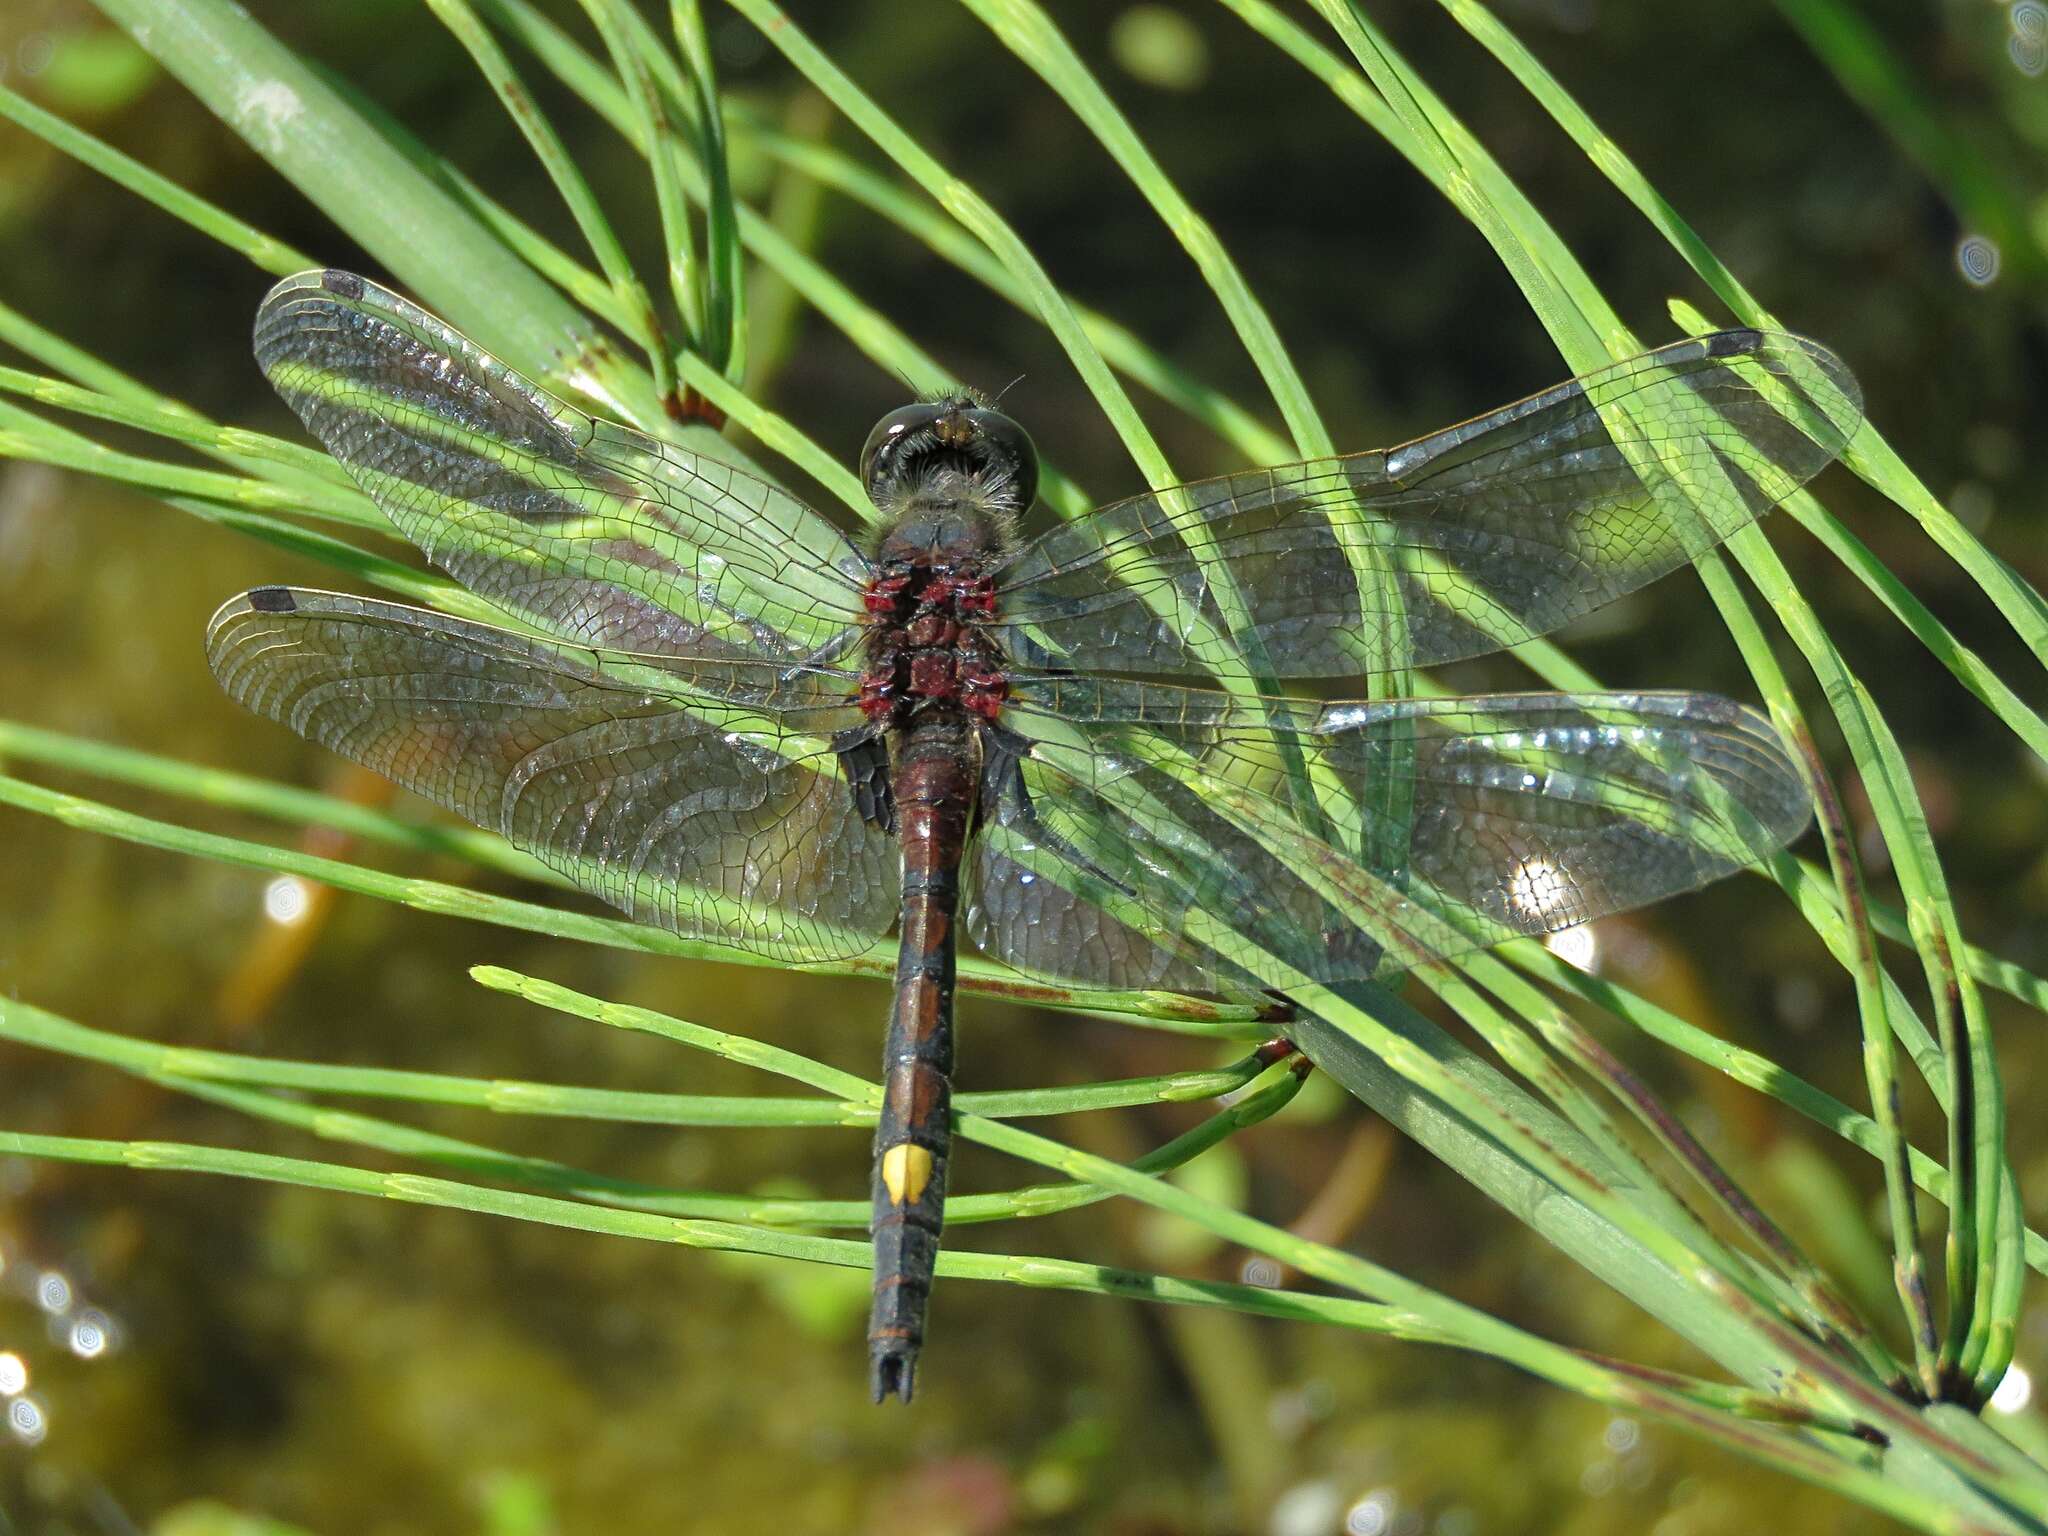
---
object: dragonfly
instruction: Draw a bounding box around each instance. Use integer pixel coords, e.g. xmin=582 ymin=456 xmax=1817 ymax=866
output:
xmin=207 ymin=269 xmax=1861 ymax=1403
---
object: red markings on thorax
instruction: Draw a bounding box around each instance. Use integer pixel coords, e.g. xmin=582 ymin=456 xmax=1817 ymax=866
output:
xmin=857 ymin=561 xmax=1007 ymax=723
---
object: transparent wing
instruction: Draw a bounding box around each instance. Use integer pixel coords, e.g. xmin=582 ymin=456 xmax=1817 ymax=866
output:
xmin=254 ymin=270 xmax=871 ymax=662
xmin=965 ymin=759 xmax=1348 ymax=994
xmin=990 ymin=331 xmax=1861 ymax=679
xmin=967 ymin=682 xmax=1809 ymax=989
xmin=206 ymin=587 xmax=894 ymax=963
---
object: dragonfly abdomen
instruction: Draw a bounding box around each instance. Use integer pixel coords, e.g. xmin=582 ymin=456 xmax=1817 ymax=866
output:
xmin=869 ymin=713 xmax=976 ymax=1403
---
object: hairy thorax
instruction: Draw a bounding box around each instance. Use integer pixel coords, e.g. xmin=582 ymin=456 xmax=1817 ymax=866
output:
xmin=857 ymin=499 xmax=1012 ymax=726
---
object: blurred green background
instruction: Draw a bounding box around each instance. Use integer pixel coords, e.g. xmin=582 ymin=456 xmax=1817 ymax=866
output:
xmin=1 ymin=1 xmax=2044 ymax=1532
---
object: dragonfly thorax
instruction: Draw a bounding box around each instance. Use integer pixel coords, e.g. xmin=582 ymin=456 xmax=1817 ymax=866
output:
xmin=857 ymin=553 xmax=1008 ymax=724
xmin=875 ymin=502 xmax=1013 ymax=568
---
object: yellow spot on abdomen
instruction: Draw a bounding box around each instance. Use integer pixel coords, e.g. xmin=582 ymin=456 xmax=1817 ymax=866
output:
xmin=881 ymin=1142 xmax=935 ymax=1206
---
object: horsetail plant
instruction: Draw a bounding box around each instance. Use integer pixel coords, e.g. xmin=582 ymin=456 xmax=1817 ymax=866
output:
xmin=1 ymin=1 xmax=2045 ymax=1528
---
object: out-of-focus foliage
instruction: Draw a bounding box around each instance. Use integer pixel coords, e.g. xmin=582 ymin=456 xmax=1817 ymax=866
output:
xmin=0 ymin=2 xmax=2043 ymax=1534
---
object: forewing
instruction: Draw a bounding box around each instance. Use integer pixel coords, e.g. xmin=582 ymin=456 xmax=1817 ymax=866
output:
xmin=206 ymin=587 xmax=894 ymax=963
xmin=991 ymin=331 xmax=1860 ymax=679
xmin=971 ymin=682 xmax=1809 ymax=989
xmin=254 ymin=270 xmax=870 ymax=661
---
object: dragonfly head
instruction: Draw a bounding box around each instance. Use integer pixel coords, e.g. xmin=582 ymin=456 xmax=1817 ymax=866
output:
xmin=861 ymin=392 xmax=1040 ymax=525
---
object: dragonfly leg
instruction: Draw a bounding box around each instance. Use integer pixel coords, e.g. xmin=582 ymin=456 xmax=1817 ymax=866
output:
xmin=832 ymin=725 xmax=896 ymax=833
xmin=976 ymin=723 xmax=1137 ymax=900
xmin=792 ymin=626 xmax=863 ymax=674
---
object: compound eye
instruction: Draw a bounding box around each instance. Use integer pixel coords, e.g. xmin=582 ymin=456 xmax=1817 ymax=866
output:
xmin=967 ymin=409 xmax=1039 ymax=511
xmin=860 ymin=404 xmax=942 ymax=494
